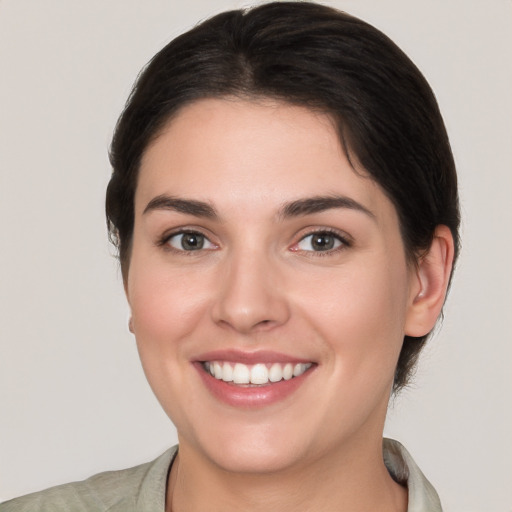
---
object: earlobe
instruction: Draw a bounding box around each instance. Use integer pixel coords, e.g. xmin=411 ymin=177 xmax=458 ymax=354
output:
xmin=405 ymin=225 xmax=455 ymax=337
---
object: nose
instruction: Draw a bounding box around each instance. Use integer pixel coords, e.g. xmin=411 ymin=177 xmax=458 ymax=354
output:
xmin=211 ymin=249 xmax=290 ymax=335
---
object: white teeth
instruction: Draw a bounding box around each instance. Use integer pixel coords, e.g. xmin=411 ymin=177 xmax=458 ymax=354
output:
xmin=268 ymin=363 xmax=283 ymax=382
xmin=233 ymin=363 xmax=250 ymax=384
xmin=293 ymin=363 xmax=306 ymax=377
xmin=221 ymin=362 xmax=233 ymax=382
xmin=250 ymin=364 xmax=269 ymax=385
xmin=213 ymin=362 xmax=223 ymax=380
xmin=283 ymin=363 xmax=294 ymax=380
xmin=204 ymin=361 xmax=312 ymax=385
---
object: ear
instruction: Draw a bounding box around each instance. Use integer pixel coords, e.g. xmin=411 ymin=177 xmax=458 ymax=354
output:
xmin=405 ymin=225 xmax=455 ymax=337
xmin=123 ymin=275 xmax=135 ymax=334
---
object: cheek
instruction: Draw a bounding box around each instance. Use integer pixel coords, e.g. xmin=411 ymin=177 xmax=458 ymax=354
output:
xmin=129 ymin=260 xmax=210 ymax=340
xmin=295 ymin=258 xmax=410 ymax=371
xmin=126 ymin=259 xmax=218 ymax=400
xmin=126 ymin=258 xmax=215 ymax=413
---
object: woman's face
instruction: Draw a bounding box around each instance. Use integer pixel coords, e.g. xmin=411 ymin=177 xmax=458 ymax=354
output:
xmin=127 ymin=98 xmax=421 ymax=473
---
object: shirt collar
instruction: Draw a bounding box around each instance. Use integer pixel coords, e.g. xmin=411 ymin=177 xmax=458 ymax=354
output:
xmin=383 ymin=438 xmax=443 ymax=512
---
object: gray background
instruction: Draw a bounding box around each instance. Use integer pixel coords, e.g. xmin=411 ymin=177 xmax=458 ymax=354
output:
xmin=1 ymin=1 xmax=511 ymax=510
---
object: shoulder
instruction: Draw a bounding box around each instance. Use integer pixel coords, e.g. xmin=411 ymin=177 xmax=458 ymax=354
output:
xmin=0 ymin=447 xmax=177 ymax=512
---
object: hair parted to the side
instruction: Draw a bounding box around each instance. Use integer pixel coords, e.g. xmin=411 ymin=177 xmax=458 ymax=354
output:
xmin=106 ymin=1 xmax=460 ymax=392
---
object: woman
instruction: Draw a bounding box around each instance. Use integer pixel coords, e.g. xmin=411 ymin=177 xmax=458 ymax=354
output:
xmin=1 ymin=2 xmax=459 ymax=511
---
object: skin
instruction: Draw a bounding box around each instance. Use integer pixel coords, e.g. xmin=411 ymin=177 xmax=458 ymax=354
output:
xmin=126 ymin=98 xmax=454 ymax=512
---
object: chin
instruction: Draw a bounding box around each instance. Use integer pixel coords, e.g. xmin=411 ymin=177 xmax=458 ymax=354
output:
xmin=184 ymin=419 xmax=314 ymax=474
xmin=208 ymin=441 xmax=306 ymax=475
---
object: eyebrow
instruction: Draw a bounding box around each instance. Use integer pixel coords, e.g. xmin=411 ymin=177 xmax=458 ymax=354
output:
xmin=142 ymin=194 xmax=375 ymax=221
xmin=143 ymin=195 xmax=218 ymax=219
xmin=278 ymin=195 xmax=375 ymax=220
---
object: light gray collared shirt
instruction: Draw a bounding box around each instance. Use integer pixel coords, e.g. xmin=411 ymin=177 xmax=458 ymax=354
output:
xmin=0 ymin=439 xmax=442 ymax=511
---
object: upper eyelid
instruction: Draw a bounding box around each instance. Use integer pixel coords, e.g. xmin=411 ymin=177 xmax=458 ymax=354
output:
xmin=295 ymin=227 xmax=353 ymax=244
xmin=158 ymin=227 xmax=215 ymax=246
xmin=286 ymin=228 xmax=353 ymax=257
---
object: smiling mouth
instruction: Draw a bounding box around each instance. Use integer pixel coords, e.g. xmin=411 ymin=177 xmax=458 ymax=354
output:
xmin=202 ymin=361 xmax=313 ymax=386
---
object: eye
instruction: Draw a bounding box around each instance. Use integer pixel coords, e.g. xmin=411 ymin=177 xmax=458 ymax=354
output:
xmin=167 ymin=231 xmax=216 ymax=251
xmin=296 ymin=231 xmax=346 ymax=252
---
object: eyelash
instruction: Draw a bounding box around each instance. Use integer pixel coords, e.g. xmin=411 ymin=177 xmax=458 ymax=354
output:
xmin=157 ymin=229 xmax=217 ymax=255
xmin=292 ymin=228 xmax=352 ymax=256
xmin=157 ymin=228 xmax=352 ymax=255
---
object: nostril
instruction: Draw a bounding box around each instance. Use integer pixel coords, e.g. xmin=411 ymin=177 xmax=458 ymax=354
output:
xmin=253 ymin=319 xmax=276 ymax=331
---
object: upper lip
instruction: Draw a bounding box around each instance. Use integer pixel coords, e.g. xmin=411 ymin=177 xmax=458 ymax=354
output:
xmin=195 ymin=349 xmax=314 ymax=365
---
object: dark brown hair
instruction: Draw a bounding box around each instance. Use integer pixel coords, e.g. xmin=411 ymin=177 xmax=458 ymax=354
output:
xmin=106 ymin=1 xmax=460 ymax=391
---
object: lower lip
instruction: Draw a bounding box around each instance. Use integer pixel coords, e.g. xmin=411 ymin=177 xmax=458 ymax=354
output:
xmin=194 ymin=363 xmax=314 ymax=408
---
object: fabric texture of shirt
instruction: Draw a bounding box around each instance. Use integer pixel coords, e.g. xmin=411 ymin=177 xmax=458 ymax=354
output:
xmin=0 ymin=438 xmax=442 ymax=512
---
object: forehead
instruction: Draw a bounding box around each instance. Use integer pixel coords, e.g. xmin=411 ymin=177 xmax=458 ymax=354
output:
xmin=136 ymin=98 xmax=395 ymax=223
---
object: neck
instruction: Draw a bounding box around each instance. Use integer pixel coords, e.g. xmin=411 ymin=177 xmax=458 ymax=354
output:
xmin=166 ymin=435 xmax=407 ymax=512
